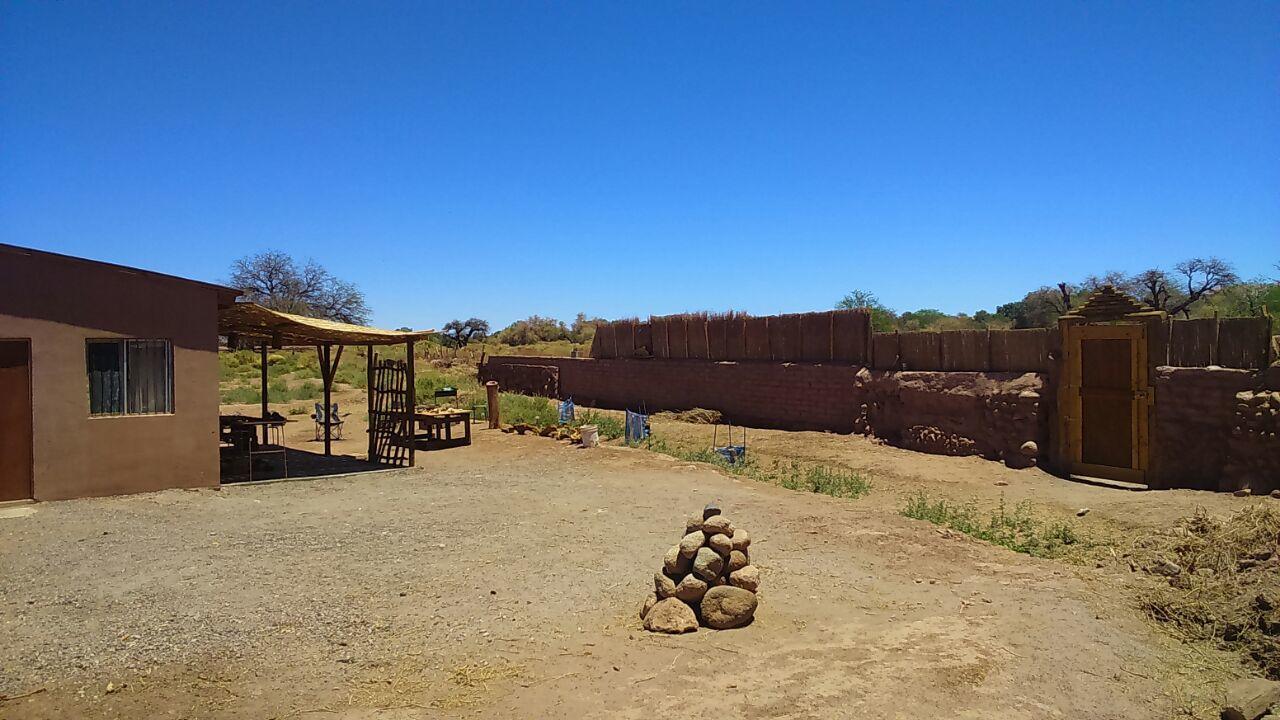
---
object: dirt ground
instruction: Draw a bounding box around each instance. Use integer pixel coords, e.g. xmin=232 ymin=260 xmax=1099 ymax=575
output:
xmin=0 ymin=418 xmax=1260 ymax=719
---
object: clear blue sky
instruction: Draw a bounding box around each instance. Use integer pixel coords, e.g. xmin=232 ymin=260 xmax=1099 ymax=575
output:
xmin=2 ymin=2 xmax=1276 ymax=330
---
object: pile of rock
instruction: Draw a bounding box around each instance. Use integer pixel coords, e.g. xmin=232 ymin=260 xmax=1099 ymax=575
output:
xmin=640 ymin=503 xmax=759 ymax=633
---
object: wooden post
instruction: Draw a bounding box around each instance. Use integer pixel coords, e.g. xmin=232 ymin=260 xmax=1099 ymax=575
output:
xmin=405 ymin=340 xmax=416 ymax=467
xmin=366 ymin=344 xmax=376 ymax=462
xmin=322 ymin=343 xmax=333 ymax=456
xmin=486 ymin=381 xmax=500 ymax=429
xmin=259 ymin=342 xmax=269 ymax=445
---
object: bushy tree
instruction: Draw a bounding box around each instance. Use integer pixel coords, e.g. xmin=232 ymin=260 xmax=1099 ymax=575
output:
xmin=494 ymin=315 xmax=571 ymax=345
xmin=441 ymin=318 xmax=489 ymax=347
xmin=229 ymin=251 xmax=370 ymax=324
xmin=836 ymin=290 xmax=898 ymax=332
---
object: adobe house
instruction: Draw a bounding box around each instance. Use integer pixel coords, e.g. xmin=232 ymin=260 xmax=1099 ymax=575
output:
xmin=0 ymin=244 xmax=241 ymax=501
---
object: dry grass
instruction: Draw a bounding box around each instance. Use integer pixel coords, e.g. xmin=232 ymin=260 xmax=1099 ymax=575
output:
xmin=345 ymin=657 xmax=525 ymax=711
xmin=1125 ymin=505 xmax=1280 ymax=679
xmin=654 ymin=408 xmax=723 ymax=424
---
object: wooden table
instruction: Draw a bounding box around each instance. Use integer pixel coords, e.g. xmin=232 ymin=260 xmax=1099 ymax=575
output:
xmin=219 ymin=416 xmax=288 ymax=481
xmin=413 ymin=410 xmax=472 ymax=448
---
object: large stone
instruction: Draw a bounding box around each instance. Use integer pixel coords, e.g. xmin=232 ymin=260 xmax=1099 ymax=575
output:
xmin=685 ymin=514 xmax=704 ymax=535
xmin=644 ymin=598 xmax=698 ymax=634
xmin=674 ymin=573 xmax=709 ymax=603
xmin=700 ymin=586 xmax=757 ymax=629
xmin=729 ymin=565 xmax=761 ymax=593
xmin=1222 ymin=678 xmax=1280 ymax=720
xmin=693 ymin=546 xmax=725 ymax=582
xmin=730 ymin=529 xmax=751 ymax=552
xmin=679 ymin=531 xmax=705 ymax=559
xmin=707 ymin=533 xmax=732 ymax=557
xmin=640 ymin=594 xmax=657 ymax=620
xmin=702 ymin=515 xmax=734 ymax=537
xmin=1019 ymin=440 xmax=1038 ymax=457
xmin=702 ymin=502 xmax=722 ymax=520
xmin=664 ymin=545 xmax=691 ymax=575
xmin=728 ymin=549 xmax=749 ymax=573
xmin=655 ymin=571 xmax=678 ymax=599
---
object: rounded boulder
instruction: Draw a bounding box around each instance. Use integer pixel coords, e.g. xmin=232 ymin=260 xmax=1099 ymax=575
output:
xmin=729 ymin=565 xmax=761 ymax=593
xmin=679 ymin=531 xmax=705 ymax=559
xmin=702 ymin=515 xmax=734 ymax=537
xmin=664 ymin=545 xmax=691 ymax=575
xmin=728 ymin=549 xmax=749 ymax=573
xmin=644 ymin=598 xmax=698 ymax=634
xmin=707 ymin=533 xmax=732 ymax=557
xmin=730 ymin=529 xmax=751 ymax=552
xmin=693 ymin=546 xmax=725 ymax=582
xmin=655 ymin=571 xmax=678 ymax=599
xmin=700 ymin=586 xmax=757 ymax=629
xmin=674 ymin=573 xmax=709 ymax=603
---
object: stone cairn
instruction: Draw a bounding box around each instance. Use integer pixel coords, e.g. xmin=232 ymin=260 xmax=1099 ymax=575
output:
xmin=640 ymin=503 xmax=759 ymax=633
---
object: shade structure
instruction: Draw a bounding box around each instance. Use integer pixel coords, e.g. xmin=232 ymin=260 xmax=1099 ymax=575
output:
xmin=219 ymin=302 xmax=435 ymax=346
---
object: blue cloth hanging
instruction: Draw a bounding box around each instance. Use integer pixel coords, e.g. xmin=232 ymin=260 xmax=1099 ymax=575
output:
xmin=559 ymin=398 xmax=575 ymax=424
xmin=625 ymin=409 xmax=650 ymax=444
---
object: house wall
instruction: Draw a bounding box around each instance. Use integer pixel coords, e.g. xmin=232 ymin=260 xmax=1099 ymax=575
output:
xmin=0 ymin=248 xmax=225 ymax=500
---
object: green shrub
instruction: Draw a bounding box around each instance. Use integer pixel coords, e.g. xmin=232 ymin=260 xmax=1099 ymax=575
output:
xmin=778 ymin=463 xmax=871 ymax=499
xmin=500 ymin=394 xmax=560 ymax=426
xmin=221 ymin=385 xmax=260 ymax=404
xmin=901 ymin=493 xmax=1082 ymax=558
xmin=572 ymin=410 xmax=623 ymax=440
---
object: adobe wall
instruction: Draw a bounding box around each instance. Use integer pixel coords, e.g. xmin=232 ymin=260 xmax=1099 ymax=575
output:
xmin=483 ymin=356 xmax=864 ymax=432
xmin=0 ymin=249 xmax=225 ymax=500
xmin=480 ymin=356 xmax=1051 ymax=466
xmin=1150 ymin=366 xmax=1280 ymax=492
xmin=853 ymin=369 xmax=1048 ymax=465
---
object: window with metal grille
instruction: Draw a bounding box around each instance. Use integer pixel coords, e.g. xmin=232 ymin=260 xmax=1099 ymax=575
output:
xmin=86 ymin=339 xmax=173 ymax=416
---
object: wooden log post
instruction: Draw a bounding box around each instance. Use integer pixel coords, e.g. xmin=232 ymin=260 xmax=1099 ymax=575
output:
xmin=259 ymin=342 xmax=269 ymax=445
xmin=322 ymin=343 xmax=333 ymax=456
xmin=405 ymin=340 xmax=416 ymax=467
xmin=486 ymin=381 xmax=500 ymax=429
xmin=366 ymin=344 xmax=376 ymax=463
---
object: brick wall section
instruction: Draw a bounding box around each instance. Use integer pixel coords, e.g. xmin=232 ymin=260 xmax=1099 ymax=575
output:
xmin=1151 ymin=366 xmax=1280 ymax=491
xmin=481 ymin=356 xmax=864 ymax=432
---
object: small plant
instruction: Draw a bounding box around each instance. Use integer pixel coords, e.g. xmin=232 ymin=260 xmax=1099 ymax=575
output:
xmin=901 ymin=492 xmax=1083 ymax=559
xmin=647 ymin=437 xmax=870 ymax=501
xmin=572 ymin=410 xmax=623 ymax=440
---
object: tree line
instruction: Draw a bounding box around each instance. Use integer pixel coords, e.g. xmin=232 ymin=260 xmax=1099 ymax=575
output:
xmin=839 ymin=257 xmax=1279 ymax=331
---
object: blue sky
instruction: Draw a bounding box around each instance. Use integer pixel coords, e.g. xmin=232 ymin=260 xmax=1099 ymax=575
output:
xmin=2 ymin=2 xmax=1276 ymax=330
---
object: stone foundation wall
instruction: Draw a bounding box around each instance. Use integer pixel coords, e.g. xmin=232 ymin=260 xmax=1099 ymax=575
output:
xmin=853 ymin=369 xmax=1048 ymax=466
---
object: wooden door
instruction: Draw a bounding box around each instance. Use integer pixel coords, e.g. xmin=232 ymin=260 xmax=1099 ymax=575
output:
xmin=1065 ymin=324 xmax=1148 ymax=483
xmin=0 ymin=340 xmax=33 ymax=501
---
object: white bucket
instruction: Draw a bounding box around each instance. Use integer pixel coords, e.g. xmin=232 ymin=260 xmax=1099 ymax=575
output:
xmin=579 ymin=424 xmax=599 ymax=448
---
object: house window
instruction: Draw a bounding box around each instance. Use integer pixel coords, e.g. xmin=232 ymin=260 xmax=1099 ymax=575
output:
xmin=86 ymin=339 xmax=173 ymax=416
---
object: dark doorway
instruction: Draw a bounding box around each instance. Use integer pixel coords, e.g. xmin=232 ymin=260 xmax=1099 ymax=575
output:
xmin=0 ymin=340 xmax=33 ymax=501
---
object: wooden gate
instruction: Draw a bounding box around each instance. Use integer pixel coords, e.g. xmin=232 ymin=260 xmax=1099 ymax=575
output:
xmin=1062 ymin=323 xmax=1150 ymax=483
xmin=368 ymin=357 xmax=411 ymax=467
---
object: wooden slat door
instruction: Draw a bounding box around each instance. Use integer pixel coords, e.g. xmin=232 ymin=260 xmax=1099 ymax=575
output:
xmin=0 ymin=340 xmax=33 ymax=501
xmin=1065 ymin=324 xmax=1148 ymax=483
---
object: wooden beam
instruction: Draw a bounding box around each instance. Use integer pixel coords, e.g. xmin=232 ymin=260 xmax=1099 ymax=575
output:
xmin=405 ymin=340 xmax=416 ymax=467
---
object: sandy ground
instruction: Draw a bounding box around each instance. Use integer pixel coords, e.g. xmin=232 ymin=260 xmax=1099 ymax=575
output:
xmin=0 ymin=423 xmax=1251 ymax=719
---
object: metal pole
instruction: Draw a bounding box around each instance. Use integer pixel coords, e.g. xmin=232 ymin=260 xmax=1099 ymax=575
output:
xmin=486 ymin=381 xmax=500 ymax=429
xmin=323 ymin=343 xmax=332 ymax=456
xmin=259 ymin=342 xmax=269 ymax=445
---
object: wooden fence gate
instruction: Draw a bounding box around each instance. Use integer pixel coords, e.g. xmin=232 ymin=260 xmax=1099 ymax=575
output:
xmin=368 ymin=357 xmax=411 ymax=467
